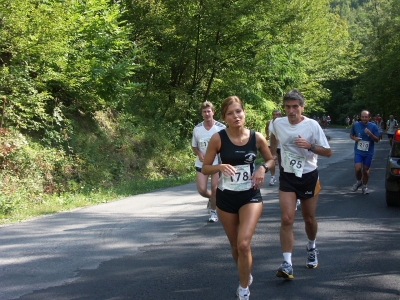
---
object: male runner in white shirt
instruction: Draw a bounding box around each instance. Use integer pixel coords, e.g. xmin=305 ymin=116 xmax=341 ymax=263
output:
xmin=270 ymin=89 xmax=332 ymax=279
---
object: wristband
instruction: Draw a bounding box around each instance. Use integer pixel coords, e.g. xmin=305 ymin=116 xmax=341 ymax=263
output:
xmin=261 ymin=163 xmax=269 ymax=173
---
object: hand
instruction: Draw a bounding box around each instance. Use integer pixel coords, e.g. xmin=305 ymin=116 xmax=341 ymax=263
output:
xmin=220 ymin=164 xmax=236 ymax=177
xmin=294 ymin=135 xmax=310 ymax=149
xmin=250 ymin=168 xmax=265 ymax=189
xmin=198 ymin=153 xmax=205 ymax=162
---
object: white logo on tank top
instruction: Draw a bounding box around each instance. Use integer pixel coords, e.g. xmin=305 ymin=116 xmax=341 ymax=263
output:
xmin=244 ymin=152 xmax=256 ymax=164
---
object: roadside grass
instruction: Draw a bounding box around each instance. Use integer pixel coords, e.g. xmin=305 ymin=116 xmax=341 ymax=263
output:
xmin=1 ymin=158 xmax=268 ymax=225
xmin=0 ymin=173 xmax=195 ymax=226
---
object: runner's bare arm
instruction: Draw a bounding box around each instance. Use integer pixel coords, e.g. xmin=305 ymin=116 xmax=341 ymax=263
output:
xmin=364 ymin=128 xmax=379 ymax=143
xmin=201 ymin=133 xmax=236 ymax=177
xmin=191 ymin=146 xmax=204 ymax=161
xmin=295 ymin=135 xmax=332 ymax=157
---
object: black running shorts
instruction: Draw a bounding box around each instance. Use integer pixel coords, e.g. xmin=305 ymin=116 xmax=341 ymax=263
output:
xmin=216 ymin=188 xmax=263 ymax=214
xmin=279 ymin=169 xmax=320 ymax=200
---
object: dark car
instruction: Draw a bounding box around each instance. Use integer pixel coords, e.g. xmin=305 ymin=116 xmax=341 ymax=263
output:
xmin=385 ymin=129 xmax=400 ymax=206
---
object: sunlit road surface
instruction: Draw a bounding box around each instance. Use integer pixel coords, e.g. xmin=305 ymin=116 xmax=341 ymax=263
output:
xmin=1 ymin=128 xmax=399 ymax=300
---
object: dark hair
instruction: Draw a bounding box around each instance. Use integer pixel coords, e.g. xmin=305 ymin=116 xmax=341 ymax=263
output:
xmin=283 ymin=89 xmax=305 ymax=106
xmin=221 ymin=96 xmax=243 ymax=118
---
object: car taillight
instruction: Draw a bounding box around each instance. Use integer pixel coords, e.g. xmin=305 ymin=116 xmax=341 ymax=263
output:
xmin=394 ymin=129 xmax=400 ymax=142
xmin=392 ymin=168 xmax=400 ymax=175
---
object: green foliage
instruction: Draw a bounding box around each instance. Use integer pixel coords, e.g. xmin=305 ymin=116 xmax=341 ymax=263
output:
xmin=0 ymin=127 xmax=77 ymax=216
xmin=0 ymin=112 xmax=195 ymax=223
xmin=325 ymin=0 xmax=399 ymax=122
xmin=352 ymin=0 xmax=400 ymax=116
xmin=0 ymin=0 xmax=138 ymax=146
xmin=119 ymin=0 xmax=352 ymax=136
xmin=64 ymin=0 xmax=139 ymax=111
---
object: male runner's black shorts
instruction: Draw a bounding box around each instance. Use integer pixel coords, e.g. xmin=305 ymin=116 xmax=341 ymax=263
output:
xmin=279 ymin=169 xmax=320 ymax=200
xmin=216 ymin=188 xmax=262 ymax=214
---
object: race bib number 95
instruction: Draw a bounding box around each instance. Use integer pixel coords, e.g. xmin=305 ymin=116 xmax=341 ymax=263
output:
xmin=282 ymin=151 xmax=306 ymax=178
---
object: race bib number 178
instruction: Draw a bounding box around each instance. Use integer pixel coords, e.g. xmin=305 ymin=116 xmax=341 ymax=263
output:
xmin=220 ymin=164 xmax=252 ymax=191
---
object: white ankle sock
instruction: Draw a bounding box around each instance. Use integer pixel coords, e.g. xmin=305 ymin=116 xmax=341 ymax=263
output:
xmin=283 ymin=252 xmax=292 ymax=265
xmin=239 ymin=286 xmax=249 ymax=296
xmin=307 ymin=239 xmax=316 ymax=250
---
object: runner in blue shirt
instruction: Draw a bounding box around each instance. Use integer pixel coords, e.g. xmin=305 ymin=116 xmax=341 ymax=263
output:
xmin=350 ymin=110 xmax=380 ymax=194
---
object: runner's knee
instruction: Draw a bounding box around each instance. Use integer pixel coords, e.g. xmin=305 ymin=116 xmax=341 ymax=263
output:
xmin=237 ymin=239 xmax=251 ymax=254
xmin=281 ymin=214 xmax=295 ymax=226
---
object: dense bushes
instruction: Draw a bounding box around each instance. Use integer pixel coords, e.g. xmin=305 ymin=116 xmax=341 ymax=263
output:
xmin=0 ymin=111 xmax=195 ymax=220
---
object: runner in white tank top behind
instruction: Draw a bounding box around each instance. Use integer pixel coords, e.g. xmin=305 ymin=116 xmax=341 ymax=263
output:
xmin=191 ymin=101 xmax=226 ymax=222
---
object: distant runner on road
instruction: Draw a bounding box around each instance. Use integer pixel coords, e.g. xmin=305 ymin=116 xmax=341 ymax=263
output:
xmin=345 ymin=116 xmax=350 ymax=128
xmin=386 ymin=115 xmax=398 ymax=146
xmin=191 ymin=101 xmax=226 ymax=222
xmin=350 ymin=110 xmax=380 ymax=195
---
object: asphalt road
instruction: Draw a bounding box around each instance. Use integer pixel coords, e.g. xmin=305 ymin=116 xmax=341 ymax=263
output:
xmin=1 ymin=128 xmax=400 ymax=300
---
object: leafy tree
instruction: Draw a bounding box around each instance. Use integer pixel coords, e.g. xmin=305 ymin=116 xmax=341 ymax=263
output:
xmin=326 ymin=0 xmax=400 ymax=122
xmin=353 ymin=0 xmax=400 ymax=116
xmin=119 ymin=0 xmax=351 ymax=133
xmin=0 ymin=0 xmax=138 ymax=145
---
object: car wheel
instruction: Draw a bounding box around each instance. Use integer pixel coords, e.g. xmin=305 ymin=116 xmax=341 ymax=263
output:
xmin=386 ymin=190 xmax=400 ymax=206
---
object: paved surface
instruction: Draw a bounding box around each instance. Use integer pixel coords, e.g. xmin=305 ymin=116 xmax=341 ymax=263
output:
xmin=1 ymin=128 xmax=399 ymax=299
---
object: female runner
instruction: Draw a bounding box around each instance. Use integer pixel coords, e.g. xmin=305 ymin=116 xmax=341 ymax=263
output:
xmin=202 ymin=96 xmax=275 ymax=300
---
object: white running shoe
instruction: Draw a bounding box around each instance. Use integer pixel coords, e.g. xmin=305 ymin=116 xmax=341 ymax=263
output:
xmin=306 ymin=248 xmax=319 ymax=268
xmin=236 ymin=287 xmax=250 ymax=300
xmin=248 ymin=274 xmax=253 ymax=286
xmin=269 ymin=177 xmax=276 ymax=186
xmin=208 ymin=210 xmax=218 ymax=222
xmin=276 ymin=261 xmax=294 ymax=279
xmin=237 ymin=292 xmax=250 ymax=300
xmin=351 ymin=181 xmax=362 ymax=192
xmin=236 ymin=274 xmax=253 ymax=298
xmin=295 ymin=199 xmax=300 ymax=210
xmin=362 ymin=187 xmax=369 ymax=194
